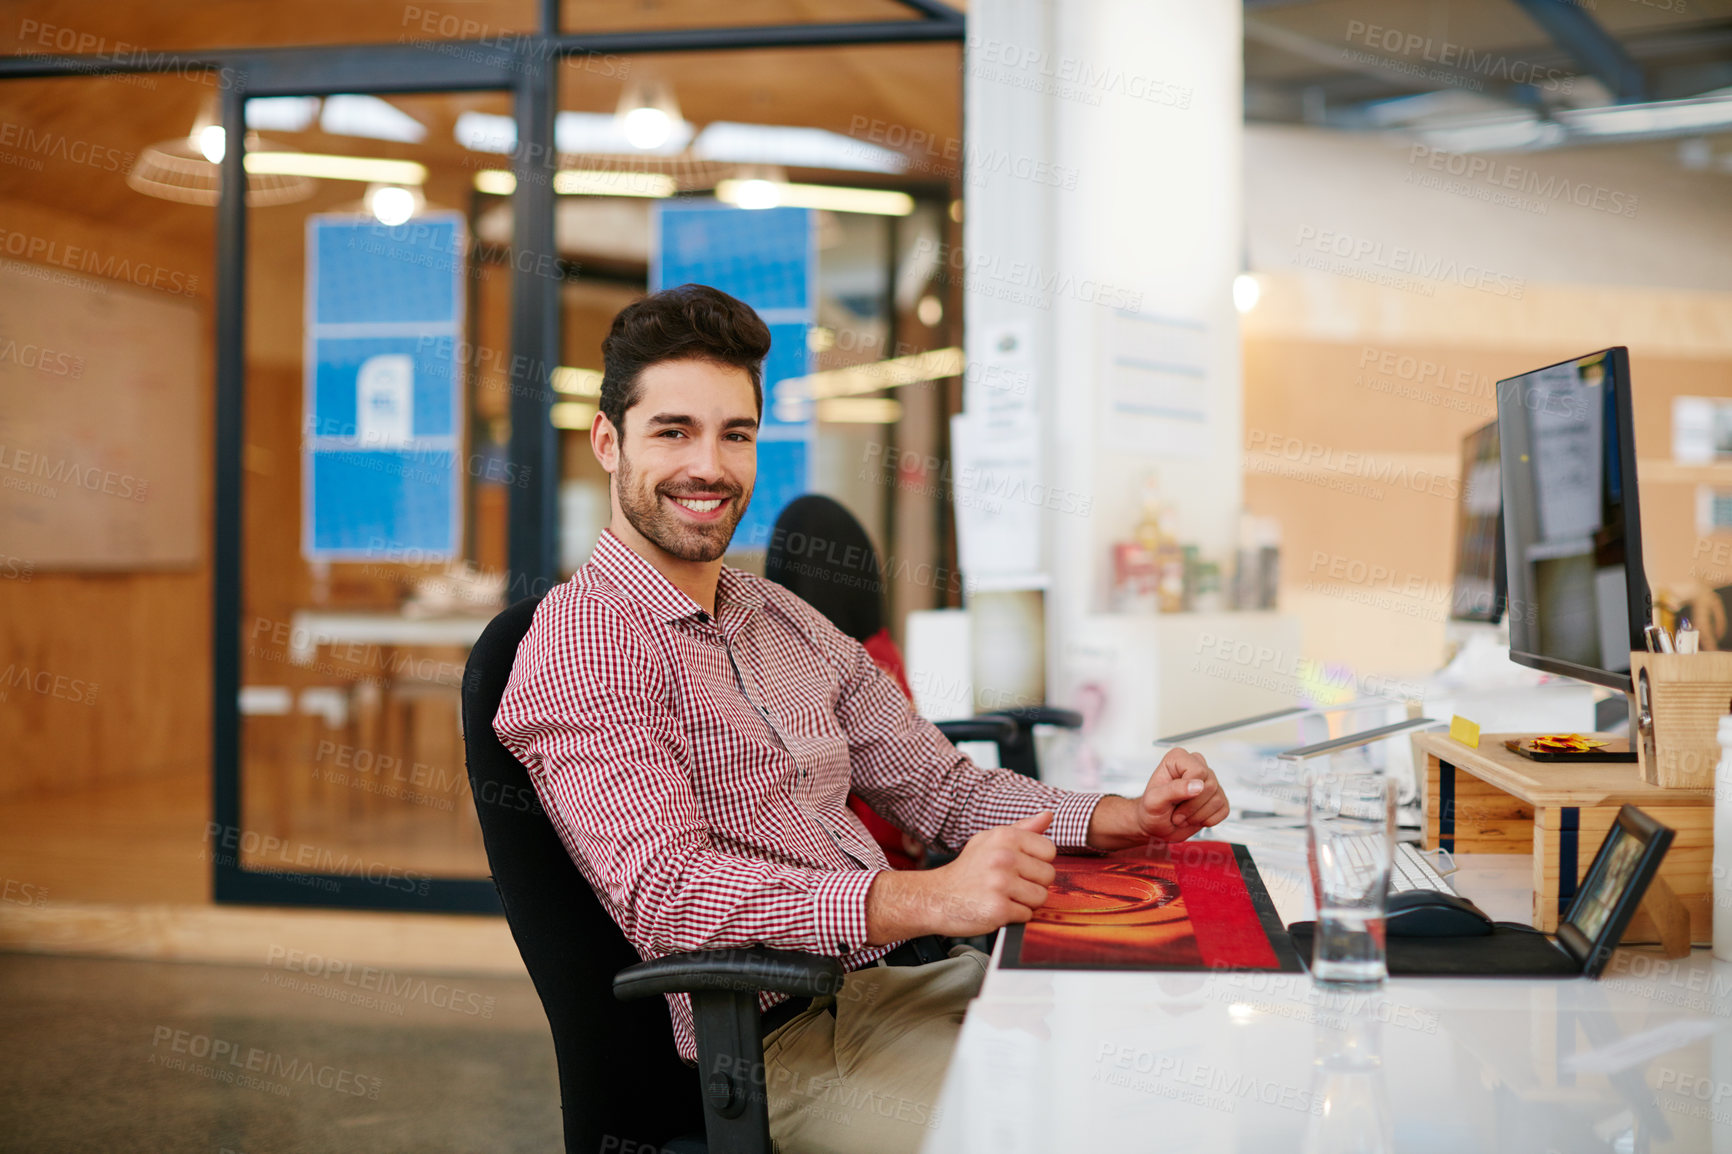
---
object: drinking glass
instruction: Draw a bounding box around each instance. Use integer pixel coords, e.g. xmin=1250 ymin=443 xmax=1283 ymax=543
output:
xmin=1306 ymin=761 xmax=1394 ymax=986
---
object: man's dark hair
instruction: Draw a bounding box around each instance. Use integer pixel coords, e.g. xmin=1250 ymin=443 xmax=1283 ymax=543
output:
xmin=599 ymin=284 xmax=772 ymax=434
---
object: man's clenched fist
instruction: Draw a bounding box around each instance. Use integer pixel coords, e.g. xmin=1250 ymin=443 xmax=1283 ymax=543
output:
xmin=1085 ymin=746 xmax=1230 ymax=852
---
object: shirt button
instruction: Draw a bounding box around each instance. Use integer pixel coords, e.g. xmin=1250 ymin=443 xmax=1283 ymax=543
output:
xmin=837 ymin=942 xmax=849 ymax=954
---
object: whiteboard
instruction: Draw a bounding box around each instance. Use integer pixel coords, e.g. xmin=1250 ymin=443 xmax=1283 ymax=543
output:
xmin=0 ymin=259 xmax=202 ymax=568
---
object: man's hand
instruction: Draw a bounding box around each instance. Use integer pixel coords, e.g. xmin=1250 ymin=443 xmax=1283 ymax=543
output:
xmin=1087 ymin=746 xmax=1230 ymax=851
xmin=865 ymin=811 xmax=1058 ymax=943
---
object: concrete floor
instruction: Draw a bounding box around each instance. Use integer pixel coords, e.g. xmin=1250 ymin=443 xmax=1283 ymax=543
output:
xmin=0 ymin=952 xmax=562 ymax=1153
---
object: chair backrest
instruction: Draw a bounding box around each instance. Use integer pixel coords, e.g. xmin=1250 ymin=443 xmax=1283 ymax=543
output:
xmin=462 ymin=594 xmax=701 ymax=1154
xmin=765 ymin=494 xmax=885 ymax=644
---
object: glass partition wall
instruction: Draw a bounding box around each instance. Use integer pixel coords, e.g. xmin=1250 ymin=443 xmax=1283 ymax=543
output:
xmin=234 ymin=88 xmax=521 ymax=907
xmin=217 ymin=59 xmax=541 ymax=910
xmin=1 ymin=5 xmax=964 ymax=911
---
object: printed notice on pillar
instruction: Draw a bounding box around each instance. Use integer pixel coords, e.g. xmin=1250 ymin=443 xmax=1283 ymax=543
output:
xmin=950 ymin=412 xmax=1042 ymax=583
xmin=1105 ymin=310 xmax=1210 ymax=460
xmin=968 ymin=320 xmax=1038 ymax=434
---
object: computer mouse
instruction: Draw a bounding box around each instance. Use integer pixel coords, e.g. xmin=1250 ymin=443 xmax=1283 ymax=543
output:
xmin=1385 ymin=890 xmax=1497 ymax=937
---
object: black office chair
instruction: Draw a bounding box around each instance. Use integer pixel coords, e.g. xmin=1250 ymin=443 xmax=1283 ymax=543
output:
xmin=765 ymin=494 xmax=1083 ymax=779
xmin=976 ymin=706 xmax=1085 ymax=779
xmin=461 ymin=593 xmax=842 ymax=1154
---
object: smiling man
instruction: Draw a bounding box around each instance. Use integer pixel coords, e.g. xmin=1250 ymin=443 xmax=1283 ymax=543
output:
xmin=493 ymin=284 xmax=1229 ymax=1154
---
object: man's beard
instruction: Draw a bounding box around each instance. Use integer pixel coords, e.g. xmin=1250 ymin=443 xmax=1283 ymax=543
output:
xmin=615 ymin=448 xmax=750 ymax=563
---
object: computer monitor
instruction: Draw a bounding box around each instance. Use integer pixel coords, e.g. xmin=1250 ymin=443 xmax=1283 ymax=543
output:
xmin=1497 ymin=347 xmax=1651 ymax=698
xmin=1450 ymin=420 xmax=1506 ymax=625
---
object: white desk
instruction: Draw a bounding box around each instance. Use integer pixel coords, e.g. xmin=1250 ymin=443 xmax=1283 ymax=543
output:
xmin=925 ymin=845 xmax=1732 ymax=1153
xmin=285 ymin=610 xmax=493 ymax=665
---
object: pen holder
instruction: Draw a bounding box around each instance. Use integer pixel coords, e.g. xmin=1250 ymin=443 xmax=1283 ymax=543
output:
xmin=1631 ymin=651 xmax=1732 ymax=789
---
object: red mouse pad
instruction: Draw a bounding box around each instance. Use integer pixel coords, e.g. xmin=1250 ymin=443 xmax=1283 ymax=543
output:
xmin=1000 ymin=841 xmax=1302 ymax=972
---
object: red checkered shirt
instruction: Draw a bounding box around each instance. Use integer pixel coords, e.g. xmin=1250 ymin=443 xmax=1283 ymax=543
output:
xmin=493 ymin=529 xmax=1105 ymax=1062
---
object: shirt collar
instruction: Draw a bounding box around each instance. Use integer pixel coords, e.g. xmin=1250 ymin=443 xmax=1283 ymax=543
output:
xmin=713 ymin=565 xmax=765 ymax=636
xmin=589 ymin=528 xmax=763 ymax=629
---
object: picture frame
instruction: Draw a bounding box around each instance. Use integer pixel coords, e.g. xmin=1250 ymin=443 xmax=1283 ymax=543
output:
xmin=1556 ymin=805 xmax=1676 ymax=978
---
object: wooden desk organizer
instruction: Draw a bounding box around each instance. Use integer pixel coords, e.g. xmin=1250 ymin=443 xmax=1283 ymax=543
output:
xmin=1414 ymin=732 xmax=1713 ymax=943
xmin=1631 ymin=651 xmax=1732 ymax=789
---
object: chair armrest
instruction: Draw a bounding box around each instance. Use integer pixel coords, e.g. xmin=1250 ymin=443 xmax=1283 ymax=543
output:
xmin=991 ymin=706 xmax=1084 ymax=730
xmin=613 ymin=946 xmax=843 ymax=1003
xmin=616 ymin=948 xmax=846 ymax=1147
xmin=935 ymin=716 xmax=1018 ymax=746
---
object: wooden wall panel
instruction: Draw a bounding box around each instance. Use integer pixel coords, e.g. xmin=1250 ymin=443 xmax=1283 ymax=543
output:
xmin=1243 ymin=282 xmax=1732 ymax=680
xmin=0 ymin=242 xmax=213 ymax=798
xmin=0 ymin=568 xmax=212 ymax=799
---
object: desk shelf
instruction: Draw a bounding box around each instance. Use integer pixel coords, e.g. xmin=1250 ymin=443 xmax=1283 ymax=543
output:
xmin=1413 ymin=732 xmax=1714 ymax=942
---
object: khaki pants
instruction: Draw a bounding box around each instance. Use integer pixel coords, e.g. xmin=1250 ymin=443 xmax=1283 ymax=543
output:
xmin=762 ymin=945 xmax=987 ymax=1154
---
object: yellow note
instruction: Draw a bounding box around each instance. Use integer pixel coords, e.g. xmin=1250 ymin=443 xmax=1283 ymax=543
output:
xmin=1449 ymin=715 xmax=1481 ymax=749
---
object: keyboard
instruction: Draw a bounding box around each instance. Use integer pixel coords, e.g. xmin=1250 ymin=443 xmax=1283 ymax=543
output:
xmin=1329 ymin=837 xmax=1459 ymax=896
xmin=1390 ymin=842 xmax=1457 ymax=895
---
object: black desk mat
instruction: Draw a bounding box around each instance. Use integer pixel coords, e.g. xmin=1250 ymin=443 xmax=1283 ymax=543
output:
xmin=1287 ymin=922 xmax=1582 ymax=977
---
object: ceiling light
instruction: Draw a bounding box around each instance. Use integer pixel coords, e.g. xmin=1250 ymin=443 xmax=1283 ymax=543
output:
xmin=1559 ymin=92 xmax=1732 ymax=139
xmin=692 ymin=122 xmax=906 ymax=174
xmin=367 ymin=184 xmax=420 ymax=226
xmin=473 ymin=168 xmax=677 ymax=198
xmin=245 ymin=96 xmax=321 ymax=133
xmin=128 ymin=132 xmax=315 ymax=207
xmin=557 ymin=110 xmax=692 ymax=156
xmin=1232 ymin=273 xmax=1261 ymax=314
xmin=1417 ymin=115 xmax=1567 ymax=154
xmin=468 ymin=108 xmax=909 ymax=173
xmin=197 ymin=124 xmax=226 ymax=164
xmin=726 ymin=178 xmax=783 ymax=210
xmin=1359 ymin=89 xmax=1505 ymax=130
xmin=551 ymin=367 xmax=603 ymax=397
xmin=622 ymin=107 xmax=673 ymax=150
xmin=320 ymin=94 xmax=428 ymax=144
xmin=1406 ymin=90 xmax=1732 ymax=155
xmin=554 ymin=169 xmax=675 ymax=197
xmin=244 ymin=152 xmax=428 ymax=184
xmin=615 ymin=79 xmax=684 ymax=154
xmin=779 ymin=347 xmax=965 ymax=401
xmin=550 ymin=401 xmax=598 ymax=429
xmin=456 ymin=110 xmax=517 ymax=154
xmin=716 ymin=179 xmax=913 ymax=217
xmin=817 ymin=397 xmax=903 ymax=424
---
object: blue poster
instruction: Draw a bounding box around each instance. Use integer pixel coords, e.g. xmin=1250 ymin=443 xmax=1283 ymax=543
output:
xmin=303 ymin=213 xmax=466 ymax=560
xmin=652 ymin=202 xmax=814 ymax=551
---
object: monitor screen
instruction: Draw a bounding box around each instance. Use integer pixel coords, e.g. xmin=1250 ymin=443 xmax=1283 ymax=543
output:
xmin=1450 ymin=420 xmax=1504 ymax=624
xmin=1497 ymin=348 xmax=1650 ymax=691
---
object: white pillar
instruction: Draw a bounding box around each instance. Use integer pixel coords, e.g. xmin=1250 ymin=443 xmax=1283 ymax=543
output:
xmin=961 ymin=0 xmax=1245 ymax=708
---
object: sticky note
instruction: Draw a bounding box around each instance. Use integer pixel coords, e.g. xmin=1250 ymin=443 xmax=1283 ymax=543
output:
xmin=1450 ymin=715 xmax=1481 ymax=749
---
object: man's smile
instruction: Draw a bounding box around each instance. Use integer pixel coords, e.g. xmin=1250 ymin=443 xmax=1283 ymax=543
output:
xmin=666 ymin=493 xmax=731 ymax=521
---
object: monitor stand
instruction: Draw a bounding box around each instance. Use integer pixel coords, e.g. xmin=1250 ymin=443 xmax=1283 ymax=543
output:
xmin=1503 ymin=688 xmax=1639 ymax=763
